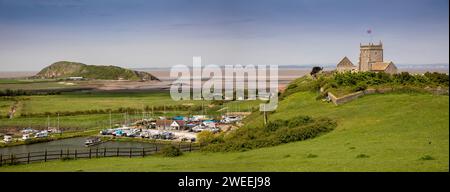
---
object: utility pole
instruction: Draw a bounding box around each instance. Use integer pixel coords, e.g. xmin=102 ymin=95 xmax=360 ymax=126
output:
xmin=47 ymin=115 xmax=50 ymax=131
xmin=58 ymin=113 xmax=61 ymax=136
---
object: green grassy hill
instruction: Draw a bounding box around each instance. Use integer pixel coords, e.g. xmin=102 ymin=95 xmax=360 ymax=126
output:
xmin=35 ymin=61 xmax=159 ymax=81
xmin=1 ymin=91 xmax=448 ymax=172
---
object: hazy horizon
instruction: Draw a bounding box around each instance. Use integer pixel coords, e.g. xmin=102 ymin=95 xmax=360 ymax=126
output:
xmin=0 ymin=0 xmax=449 ymax=71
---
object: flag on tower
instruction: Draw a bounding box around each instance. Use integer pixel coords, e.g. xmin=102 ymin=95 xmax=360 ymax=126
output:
xmin=367 ymin=29 xmax=372 ymax=34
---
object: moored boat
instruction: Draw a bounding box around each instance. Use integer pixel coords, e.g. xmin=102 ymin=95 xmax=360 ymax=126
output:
xmin=84 ymin=137 xmax=102 ymax=147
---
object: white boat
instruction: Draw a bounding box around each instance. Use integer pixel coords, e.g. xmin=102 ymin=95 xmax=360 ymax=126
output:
xmin=22 ymin=134 xmax=31 ymax=141
xmin=85 ymin=137 xmax=102 ymax=147
xmin=3 ymin=135 xmax=12 ymax=143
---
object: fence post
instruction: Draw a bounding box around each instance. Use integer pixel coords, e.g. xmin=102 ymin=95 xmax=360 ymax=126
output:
xmin=104 ymin=148 xmax=106 ymax=157
xmin=27 ymin=152 xmax=30 ymax=164
xmin=89 ymin=148 xmax=92 ymax=159
xmin=75 ymin=149 xmax=77 ymax=159
xmin=0 ymin=154 xmax=3 ymax=166
xmin=96 ymin=148 xmax=99 ymax=158
xmin=179 ymin=142 xmax=181 ymax=150
xmin=142 ymin=148 xmax=145 ymax=157
xmin=116 ymin=147 xmax=119 ymax=157
xmin=66 ymin=149 xmax=69 ymax=158
xmin=60 ymin=149 xmax=63 ymax=158
xmin=155 ymin=144 xmax=158 ymax=152
xmin=129 ymin=148 xmax=132 ymax=158
xmin=10 ymin=154 xmax=14 ymax=164
xmin=44 ymin=150 xmax=47 ymax=162
xmin=189 ymin=142 xmax=192 ymax=152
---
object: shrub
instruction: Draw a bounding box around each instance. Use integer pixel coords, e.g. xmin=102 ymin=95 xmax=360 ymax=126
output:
xmin=202 ymin=116 xmax=336 ymax=152
xmin=160 ymin=145 xmax=183 ymax=157
xmin=61 ymin=157 xmax=75 ymax=161
xmin=306 ymin=154 xmax=318 ymax=158
xmin=356 ymin=154 xmax=370 ymax=158
xmin=353 ymin=81 xmax=368 ymax=92
xmin=419 ymin=155 xmax=435 ymax=161
xmin=197 ymin=131 xmax=223 ymax=145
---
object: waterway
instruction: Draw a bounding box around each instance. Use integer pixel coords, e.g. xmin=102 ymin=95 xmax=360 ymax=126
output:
xmin=0 ymin=137 xmax=165 ymax=155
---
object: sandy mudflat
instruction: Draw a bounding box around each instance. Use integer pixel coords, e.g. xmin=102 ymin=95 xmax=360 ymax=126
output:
xmin=0 ymin=71 xmax=37 ymax=78
xmin=1 ymin=68 xmax=447 ymax=92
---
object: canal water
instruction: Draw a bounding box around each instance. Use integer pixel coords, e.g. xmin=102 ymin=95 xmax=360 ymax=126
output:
xmin=0 ymin=137 xmax=166 ymax=155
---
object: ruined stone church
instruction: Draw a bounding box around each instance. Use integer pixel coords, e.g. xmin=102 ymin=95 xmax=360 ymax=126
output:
xmin=336 ymin=41 xmax=398 ymax=74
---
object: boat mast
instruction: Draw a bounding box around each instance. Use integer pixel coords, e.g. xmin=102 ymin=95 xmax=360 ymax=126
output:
xmin=109 ymin=111 xmax=112 ymax=129
xmin=47 ymin=115 xmax=50 ymax=131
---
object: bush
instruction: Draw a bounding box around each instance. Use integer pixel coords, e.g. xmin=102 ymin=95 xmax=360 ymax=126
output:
xmin=197 ymin=131 xmax=223 ymax=145
xmin=353 ymin=82 xmax=368 ymax=92
xmin=356 ymin=154 xmax=370 ymax=158
xmin=202 ymin=116 xmax=337 ymax=152
xmin=419 ymin=155 xmax=435 ymax=161
xmin=61 ymin=157 xmax=75 ymax=161
xmin=160 ymin=145 xmax=183 ymax=157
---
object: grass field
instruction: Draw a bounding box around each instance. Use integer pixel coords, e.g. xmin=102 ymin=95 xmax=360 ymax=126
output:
xmin=0 ymin=100 xmax=13 ymax=116
xmin=0 ymin=81 xmax=75 ymax=90
xmin=17 ymin=92 xmax=212 ymax=114
xmin=1 ymin=92 xmax=447 ymax=172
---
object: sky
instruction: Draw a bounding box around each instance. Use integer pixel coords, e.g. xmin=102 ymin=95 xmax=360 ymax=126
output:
xmin=0 ymin=0 xmax=448 ymax=71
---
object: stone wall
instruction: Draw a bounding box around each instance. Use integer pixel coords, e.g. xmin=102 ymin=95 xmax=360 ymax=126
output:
xmin=328 ymin=88 xmax=394 ymax=105
xmin=327 ymin=91 xmax=365 ymax=105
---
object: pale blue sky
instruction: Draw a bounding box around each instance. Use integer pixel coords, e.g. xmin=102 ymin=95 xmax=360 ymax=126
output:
xmin=0 ymin=0 xmax=448 ymax=71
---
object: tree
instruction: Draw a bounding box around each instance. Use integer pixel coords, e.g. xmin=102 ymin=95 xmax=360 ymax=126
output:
xmin=310 ymin=66 xmax=323 ymax=77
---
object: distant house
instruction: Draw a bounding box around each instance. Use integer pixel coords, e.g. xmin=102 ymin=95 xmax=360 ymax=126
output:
xmin=336 ymin=56 xmax=357 ymax=72
xmin=170 ymin=120 xmax=186 ymax=130
xmin=156 ymin=120 xmax=172 ymax=130
xmin=156 ymin=120 xmax=186 ymax=130
xmin=68 ymin=76 xmax=84 ymax=80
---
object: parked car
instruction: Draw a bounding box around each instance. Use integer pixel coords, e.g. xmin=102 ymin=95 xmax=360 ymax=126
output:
xmin=192 ymin=125 xmax=206 ymax=132
xmin=140 ymin=131 xmax=151 ymax=138
xmin=100 ymin=129 xmax=114 ymax=135
xmin=221 ymin=116 xmax=241 ymax=124
xmin=21 ymin=128 xmax=38 ymax=134
xmin=161 ymin=132 xmax=174 ymax=140
xmin=113 ymin=130 xmax=124 ymax=137
xmin=35 ymin=131 xmax=48 ymax=138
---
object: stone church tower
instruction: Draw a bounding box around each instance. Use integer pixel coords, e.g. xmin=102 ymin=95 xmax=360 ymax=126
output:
xmin=359 ymin=42 xmax=383 ymax=72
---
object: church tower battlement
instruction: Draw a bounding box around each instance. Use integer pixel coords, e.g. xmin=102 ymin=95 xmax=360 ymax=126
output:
xmin=359 ymin=41 xmax=383 ymax=72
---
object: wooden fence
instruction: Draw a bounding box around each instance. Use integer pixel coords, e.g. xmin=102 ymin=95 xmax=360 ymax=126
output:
xmin=0 ymin=142 xmax=201 ymax=166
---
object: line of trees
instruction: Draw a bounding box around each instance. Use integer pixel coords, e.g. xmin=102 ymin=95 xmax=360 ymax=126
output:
xmin=0 ymin=89 xmax=62 ymax=96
